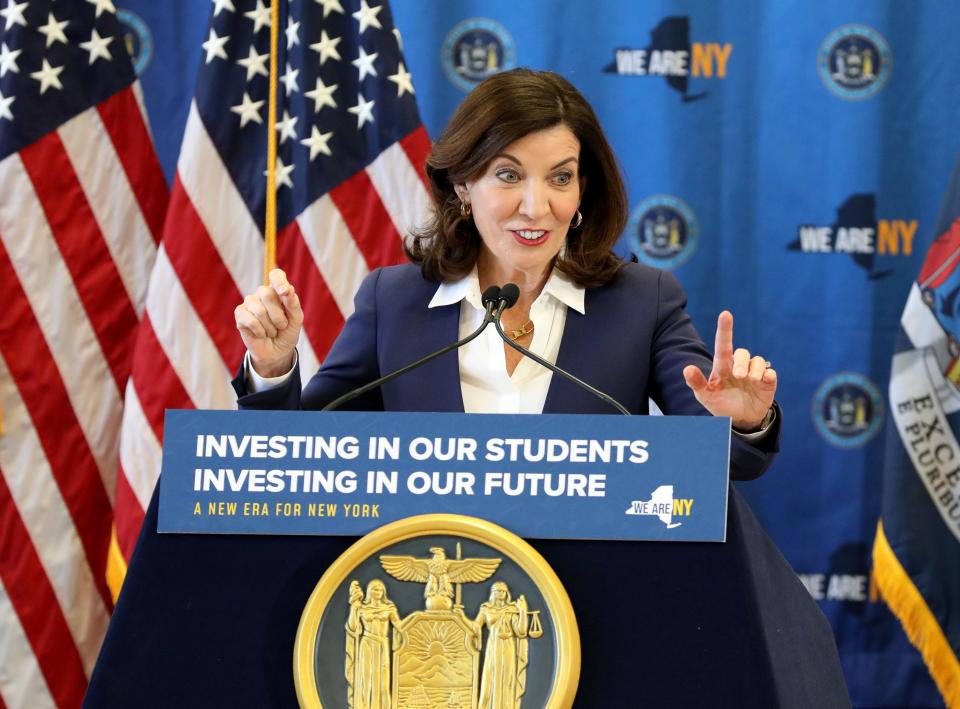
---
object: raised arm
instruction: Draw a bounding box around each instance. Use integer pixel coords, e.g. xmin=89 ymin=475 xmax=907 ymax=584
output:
xmin=234 ymin=268 xmax=304 ymax=378
xmin=682 ymin=310 xmax=777 ymax=432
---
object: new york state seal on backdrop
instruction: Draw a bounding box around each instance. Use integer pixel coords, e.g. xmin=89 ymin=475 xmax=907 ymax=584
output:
xmin=817 ymin=24 xmax=892 ymax=100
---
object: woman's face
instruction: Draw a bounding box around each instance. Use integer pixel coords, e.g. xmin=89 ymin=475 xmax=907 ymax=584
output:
xmin=460 ymin=125 xmax=582 ymax=280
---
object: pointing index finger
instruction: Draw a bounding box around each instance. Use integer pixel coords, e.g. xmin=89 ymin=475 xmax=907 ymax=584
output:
xmin=268 ymin=268 xmax=303 ymax=323
xmin=713 ymin=310 xmax=734 ymax=373
xmin=268 ymin=268 xmax=290 ymax=296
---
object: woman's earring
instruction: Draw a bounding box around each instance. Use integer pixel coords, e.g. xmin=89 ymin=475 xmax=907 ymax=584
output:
xmin=460 ymin=201 xmax=472 ymax=218
xmin=571 ymin=209 xmax=583 ymax=229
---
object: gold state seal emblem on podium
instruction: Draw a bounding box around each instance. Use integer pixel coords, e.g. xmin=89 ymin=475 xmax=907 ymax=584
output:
xmin=294 ymin=515 xmax=580 ymax=708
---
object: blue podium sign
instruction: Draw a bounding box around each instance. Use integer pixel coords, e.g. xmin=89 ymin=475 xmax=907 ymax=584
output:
xmin=157 ymin=410 xmax=731 ymax=542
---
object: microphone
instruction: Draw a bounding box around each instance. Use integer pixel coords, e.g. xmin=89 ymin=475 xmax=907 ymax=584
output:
xmin=322 ymin=285 xmax=502 ymax=411
xmin=495 ymin=282 xmax=521 ymax=320
xmin=481 ymin=284 xmax=502 ymax=310
xmin=492 ymin=282 xmax=631 ymax=416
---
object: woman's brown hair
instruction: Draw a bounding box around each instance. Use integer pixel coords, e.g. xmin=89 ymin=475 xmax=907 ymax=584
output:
xmin=406 ymin=68 xmax=628 ymax=287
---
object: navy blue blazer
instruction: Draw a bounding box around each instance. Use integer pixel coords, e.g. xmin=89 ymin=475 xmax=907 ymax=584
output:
xmin=234 ymin=261 xmax=780 ymax=481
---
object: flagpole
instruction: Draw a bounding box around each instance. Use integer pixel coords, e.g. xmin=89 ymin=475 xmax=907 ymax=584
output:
xmin=263 ymin=0 xmax=280 ymax=283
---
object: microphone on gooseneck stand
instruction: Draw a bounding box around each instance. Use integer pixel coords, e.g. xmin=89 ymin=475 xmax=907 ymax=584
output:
xmin=493 ymin=282 xmax=631 ymax=416
xmin=322 ymin=285 xmax=502 ymax=411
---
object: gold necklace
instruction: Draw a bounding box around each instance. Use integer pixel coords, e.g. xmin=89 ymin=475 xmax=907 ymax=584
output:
xmin=508 ymin=320 xmax=534 ymax=340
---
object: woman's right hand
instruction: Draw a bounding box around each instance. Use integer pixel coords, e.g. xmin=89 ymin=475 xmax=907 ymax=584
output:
xmin=348 ymin=581 xmax=363 ymax=606
xmin=234 ymin=268 xmax=304 ymax=377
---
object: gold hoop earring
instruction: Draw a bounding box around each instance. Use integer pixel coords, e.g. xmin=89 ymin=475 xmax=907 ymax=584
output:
xmin=460 ymin=201 xmax=471 ymax=218
xmin=571 ymin=209 xmax=583 ymax=229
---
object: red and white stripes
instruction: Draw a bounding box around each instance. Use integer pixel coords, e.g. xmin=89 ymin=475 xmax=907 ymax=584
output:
xmin=2 ymin=81 xmax=433 ymax=709
xmin=111 ymin=100 xmax=432 ymax=562
xmin=0 ymin=83 xmax=167 ymax=709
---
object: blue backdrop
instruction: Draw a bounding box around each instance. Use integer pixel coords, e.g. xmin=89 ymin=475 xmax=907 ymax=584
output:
xmin=112 ymin=1 xmax=960 ymax=705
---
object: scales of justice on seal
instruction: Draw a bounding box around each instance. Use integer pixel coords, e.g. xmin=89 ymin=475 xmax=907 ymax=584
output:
xmin=293 ymin=514 xmax=579 ymax=709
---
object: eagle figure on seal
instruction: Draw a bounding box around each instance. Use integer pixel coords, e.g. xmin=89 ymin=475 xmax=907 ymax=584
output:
xmin=380 ymin=547 xmax=501 ymax=610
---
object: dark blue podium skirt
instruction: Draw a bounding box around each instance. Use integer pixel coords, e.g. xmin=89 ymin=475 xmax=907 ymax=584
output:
xmin=84 ymin=485 xmax=849 ymax=708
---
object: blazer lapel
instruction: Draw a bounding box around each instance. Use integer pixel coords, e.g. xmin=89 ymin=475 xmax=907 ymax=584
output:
xmin=543 ymin=304 xmax=595 ymax=413
xmin=412 ymin=302 xmax=465 ymax=413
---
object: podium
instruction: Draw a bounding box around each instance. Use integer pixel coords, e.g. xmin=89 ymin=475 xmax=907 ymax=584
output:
xmin=85 ymin=483 xmax=849 ymax=707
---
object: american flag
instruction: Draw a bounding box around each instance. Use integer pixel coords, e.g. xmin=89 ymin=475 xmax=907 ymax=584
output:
xmin=0 ymin=0 xmax=167 ymax=706
xmin=112 ymin=0 xmax=430 ymax=641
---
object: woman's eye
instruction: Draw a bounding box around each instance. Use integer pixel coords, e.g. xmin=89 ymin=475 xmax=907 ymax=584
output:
xmin=553 ymin=172 xmax=574 ymax=186
xmin=495 ymin=169 xmax=520 ymax=183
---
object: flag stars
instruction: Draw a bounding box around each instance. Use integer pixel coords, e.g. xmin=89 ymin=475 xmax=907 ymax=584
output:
xmin=352 ymin=46 xmax=377 ymax=80
xmin=316 ymin=0 xmax=344 ymax=18
xmin=301 ymin=126 xmax=333 ymax=160
xmin=0 ymin=89 xmax=13 ymax=121
xmin=243 ymin=0 xmax=271 ymax=33
xmin=0 ymin=42 xmax=21 ymax=77
xmin=237 ymin=45 xmax=268 ymax=81
xmin=79 ymin=29 xmax=113 ymax=64
xmin=211 ymin=0 xmax=235 ymax=17
xmin=352 ymin=0 xmax=382 ymax=34
xmin=266 ymin=157 xmax=294 ymax=189
xmin=310 ymin=30 xmax=341 ymax=65
xmin=230 ymin=91 xmax=264 ymax=126
xmin=85 ymin=0 xmax=116 ymax=17
xmin=38 ymin=12 xmax=70 ymax=48
xmin=31 ymin=59 xmax=65 ymax=94
xmin=0 ymin=0 xmax=27 ymax=31
xmin=202 ymin=28 xmax=229 ymax=64
xmin=388 ymin=62 xmax=414 ymax=97
xmin=280 ymin=62 xmax=299 ymax=95
xmin=285 ymin=16 xmax=300 ymax=49
xmin=275 ymin=110 xmax=298 ymax=144
xmin=304 ymin=77 xmax=337 ymax=113
xmin=347 ymin=93 xmax=375 ymax=128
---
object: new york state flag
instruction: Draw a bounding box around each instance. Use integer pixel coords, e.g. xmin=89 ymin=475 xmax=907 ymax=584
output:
xmin=875 ymin=157 xmax=960 ymax=708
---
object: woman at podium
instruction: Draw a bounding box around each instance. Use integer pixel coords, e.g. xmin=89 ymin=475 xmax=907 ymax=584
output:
xmin=233 ymin=68 xmax=780 ymax=481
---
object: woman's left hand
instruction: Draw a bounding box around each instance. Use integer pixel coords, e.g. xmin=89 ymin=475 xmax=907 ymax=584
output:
xmin=682 ymin=311 xmax=777 ymax=431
